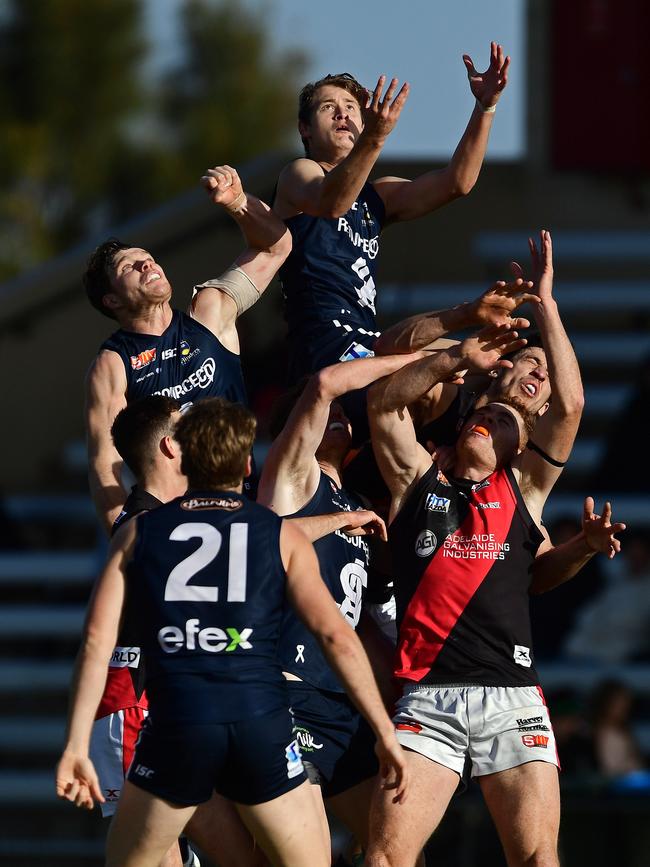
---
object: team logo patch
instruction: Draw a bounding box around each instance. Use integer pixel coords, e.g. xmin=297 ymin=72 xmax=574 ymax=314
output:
xmin=130 ymin=347 xmax=157 ymax=370
xmin=285 ymin=739 xmax=304 ymax=779
xmin=339 ymin=341 xmax=375 ymax=362
xmin=472 ymin=479 xmax=491 ymax=492
xmin=521 ymin=734 xmax=549 ymax=748
xmin=415 ymin=529 xmax=437 ymax=558
xmin=180 ymin=340 xmax=191 ymax=358
xmin=436 ymin=470 xmax=451 ymax=486
xmin=180 ymin=497 xmax=243 ymax=511
xmin=513 ymin=645 xmax=532 ymax=668
xmin=425 ymin=493 xmax=450 ymax=513
xmin=294 ymin=726 xmax=323 ymax=752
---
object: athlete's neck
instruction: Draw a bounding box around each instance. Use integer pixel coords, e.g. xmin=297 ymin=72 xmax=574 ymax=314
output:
xmin=119 ymin=302 xmax=173 ymax=336
xmin=316 ymin=458 xmax=342 ymax=488
xmin=139 ymin=471 xmax=186 ymax=506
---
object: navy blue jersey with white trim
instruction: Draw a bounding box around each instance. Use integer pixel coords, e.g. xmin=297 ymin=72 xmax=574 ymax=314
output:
xmin=127 ymin=491 xmax=289 ymax=722
xmin=100 ymin=309 xmax=247 ymax=410
xmin=277 ymin=473 xmax=370 ymax=692
xmin=280 ymin=181 xmax=385 ymax=380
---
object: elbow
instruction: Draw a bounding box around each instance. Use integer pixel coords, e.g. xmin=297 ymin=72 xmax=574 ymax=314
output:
xmin=312 ymin=365 xmax=341 ymax=403
xmin=450 ymin=178 xmax=475 ymax=198
xmin=271 ymin=227 xmax=292 ymax=262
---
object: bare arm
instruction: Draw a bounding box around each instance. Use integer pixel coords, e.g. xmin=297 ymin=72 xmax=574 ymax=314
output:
xmin=530 ymin=499 xmax=626 ymax=595
xmin=274 ymin=76 xmax=409 ymax=220
xmin=280 ymin=521 xmax=408 ymax=802
xmin=375 ymin=43 xmax=509 ymax=222
xmin=85 ymin=351 xmax=128 ymax=535
xmin=55 ymin=520 xmax=136 ymax=809
xmin=513 ymin=231 xmax=585 ymax=515
xmin=288 ymin=510 xmax=387 ymax=543
xmin=257 ymin=353 xmax=423 ymax=516
xmin=191 ymin=166 xmax=291 ymax=350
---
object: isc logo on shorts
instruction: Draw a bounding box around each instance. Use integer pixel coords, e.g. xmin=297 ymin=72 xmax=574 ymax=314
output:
xmin=415 ymin=529 xmax=437 ymax=558
xmin=158 ymin=619 xmax=253 ymax=654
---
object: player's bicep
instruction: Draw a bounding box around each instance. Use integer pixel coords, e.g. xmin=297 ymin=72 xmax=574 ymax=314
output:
xmin=84 ymin=521 xmax=135 ymax=653
xmin=85 ymin=353 xmax=126 ymax=463
xmin=369 ymin=403 xmax=431 ymax=502
xmin=275 ymin=160 xmax=327 ymax=217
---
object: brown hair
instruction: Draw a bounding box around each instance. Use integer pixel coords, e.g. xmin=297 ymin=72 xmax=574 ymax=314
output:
xmin=83 ymin=238 xmax=134 ymax=320
xmin=111 ymin=395 xmax=181 ymax=479
xmin=175 ymin=398 xmax=257 ymax=490
xmin=298 ymin=73 xmax=367 ymax=155
xmin=489 ymin=395 xmax=536 ymax=450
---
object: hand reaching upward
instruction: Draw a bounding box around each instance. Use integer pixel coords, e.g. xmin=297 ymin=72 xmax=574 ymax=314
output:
xmin=463 ymin=41 xmax=510 ymax=110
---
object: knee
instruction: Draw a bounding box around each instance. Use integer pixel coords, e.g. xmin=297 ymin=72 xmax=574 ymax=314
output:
xmin=517 ymin=847 xmax=559 ymax=867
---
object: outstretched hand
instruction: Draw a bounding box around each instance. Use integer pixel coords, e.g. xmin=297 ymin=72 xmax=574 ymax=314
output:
xmin=458 ymin=323 xmax=527 ymax=374
xmin=200 ymin=165 xmax=245 ymax=209
xmin=582 ymin=497 xmax=626 ymax=560
xmin=463 ymin=41 xmax=510 ymax=110
xmin=341 ymin=509 xmax=388 ymax=541
xmin=56 ymin=751 xmax=104 ymax=811
xmin=362 ymin=75 xmax=410 ymax=142
xmin=510 ymin=229 xmax=554 ymax=302
xmin=470 ymin=278 xmax=540 ymax=329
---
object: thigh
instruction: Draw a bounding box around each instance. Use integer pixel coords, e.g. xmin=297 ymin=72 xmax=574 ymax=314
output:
xmin=479 ymin=762 xmax=560 ymax=867
xmin=237 ymin=779 xmax=330 ymax=867
xmin=106 ymin=780 xmax=196 ymax=867
xmin=186 ymin=792 xmax=270 ymax=867
xmin=326 ymin=775 xmax=375 ymax=849
xmin=366 ymin=750 xmax=459 ymax=867
xmin=90 ymin=707 xmax=147 ymax=817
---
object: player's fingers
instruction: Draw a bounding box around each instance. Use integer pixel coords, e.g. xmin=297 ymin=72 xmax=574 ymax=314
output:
xmin=583 ymin=496 xmax=595 ymax=521
xmin=462 ymin=54 xmax=477 ymax=77
xmin=381 ymin=77 xmax=399 ymax=107
xmin=500 ymin=55 xmax=511 ymax=83
xmin=370 ymin=75 xmax=386 ymax=110
xmin=509 ymin=317 xmax=531 ymax=330
xmin=509 ymin=260 xmax=524 ymax=279
xmin=602 ymin=501 xmax=612 ymax=524
xmin=392 ymin=81 xmax=410 ymax=110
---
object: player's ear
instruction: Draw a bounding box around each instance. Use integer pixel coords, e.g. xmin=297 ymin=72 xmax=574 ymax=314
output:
xmin=160 ymin=435 xmax=176 ymax=459
xmin=102 ymin=293 xmax=120 ymax=313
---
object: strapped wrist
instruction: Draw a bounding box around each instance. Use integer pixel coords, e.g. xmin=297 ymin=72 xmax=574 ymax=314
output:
xmin=476 ymin=99 xmax=496 ymax=114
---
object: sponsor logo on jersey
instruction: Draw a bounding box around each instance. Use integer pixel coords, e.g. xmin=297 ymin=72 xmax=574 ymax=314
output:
xmin=415 ymin=529 xmax=437 ymax=558
xmin=472 ymin=479 xmax=491 ymax=492
xmin=513 ymin=645 xmax=532 ymax=668
xmin=135 ymin=370 xmax=156 ymax=384
xmin=153 ymin=356 xmax=216 ymax=400
xmin=180 ymin=340 xmax=200 ymax=364
xmin=521 ymin=734 xmax=549 ymax=748
xmin=180 ymin=497 xmax=243 ymax=512
xmin=425 ymin=493 xmax=451 ymax=513
xmin=158 ymin=620 xmax=253 ymax=654
xmin=476 ymin=501 xmax=501 ymax=509
xmin=294 ymin=726 xmax=323 ymax=752
xmin=442 ymin=532 xmax=510 ymax=561
xmin=518 ymin=724 xmax=550 ymax=733
xmin=109 ymin=646 xmax=141 ymax=668
xmin=161 ymin=347 xmax=176 ymax=360
xmin=436 ymin=470 xmax=451 ymax=486
xmin=130 ymin=347 xmax=157 ymax=370
xmin=336 ymin=217 xmax=379 ymax=259
xmin=285 ymin=739 xmax=304 ymax=779
xmin=339 ymin=341 xmax=375 ymax=362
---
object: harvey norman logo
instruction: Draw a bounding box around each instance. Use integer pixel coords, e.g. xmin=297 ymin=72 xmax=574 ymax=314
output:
xmin=109 ymin=646 xmax=141 ymax=668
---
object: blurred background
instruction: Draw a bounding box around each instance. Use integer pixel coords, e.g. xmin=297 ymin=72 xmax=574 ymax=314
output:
xmin=1 ymin=0 xmax=649 ymax=864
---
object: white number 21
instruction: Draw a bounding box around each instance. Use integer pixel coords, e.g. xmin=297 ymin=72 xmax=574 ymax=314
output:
xmin=164 ymin=522 xmax=248 ymax=602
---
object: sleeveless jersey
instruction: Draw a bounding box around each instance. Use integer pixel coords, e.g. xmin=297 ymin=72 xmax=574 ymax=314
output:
xmin=277 ymin=473 xmax=370 ymax=692
xmin=280 ymin=181 xmax=385 ymax=379
xmin=96 ymin=486 xmax=163 ymax=719
xmin=389 ymin=462 xmax=544 ymax=687
xmin=127 ymin=491 xmax=289 ymax=723
xmin=99 ymin=309 xmax=247 ymax=410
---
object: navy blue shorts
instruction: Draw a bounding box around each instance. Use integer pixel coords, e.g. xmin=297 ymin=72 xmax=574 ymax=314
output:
xmin=127 ymin=707 xmax=306 ymax=806
xmin=288 ymin=681 xmax=378 ymax=798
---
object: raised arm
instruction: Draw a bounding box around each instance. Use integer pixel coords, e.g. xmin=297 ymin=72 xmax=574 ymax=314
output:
xmin=191 ymin=165 xmax=291 ymax=349
xmin=374 ymin=42 xmax=509 ymax=223
xmin=55 ymin=519 xmax=136 ymax=810
xmin=289 ymin=510 xmax=387 ymax=543
xmin=530 ymin=498 xmax=626 ymax=594
xmin=257 ymin=353 xmax=422 ymax=515
xmin=514 ymin=231 xmax=585 ymax=512
xmin=274 ymin=76 xmax=409 ymax=220
xmin=281 ymin=521 xmax=408 ymax=803
xmin=85 ymin=351 xmax=128 ymax=535
xmin=368 ymin=325 xmax=525 ymax=517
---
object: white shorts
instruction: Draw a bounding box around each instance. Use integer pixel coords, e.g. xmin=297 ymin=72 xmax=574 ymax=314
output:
xmin=394 ymin=684 xmax=559 ymax=781
xmin=89 ymin=707 xmax=148 ymax=817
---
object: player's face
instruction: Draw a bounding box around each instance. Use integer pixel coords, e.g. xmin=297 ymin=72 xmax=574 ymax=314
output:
xmin=300 ymin=85 xmax=364 ymax=161
xmin=495 ymin=348 xmax=551 ymax=415
xmin=107 ymin=248 xmax=172 ymax=312
xmin=459 ymin=402 xmax=524 ymax=468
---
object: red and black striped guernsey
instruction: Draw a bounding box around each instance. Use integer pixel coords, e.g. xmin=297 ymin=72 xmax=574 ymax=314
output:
xmin=389 ymin=462 xmax=544 ymax=687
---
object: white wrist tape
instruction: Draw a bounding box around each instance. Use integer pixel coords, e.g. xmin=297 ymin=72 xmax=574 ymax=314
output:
xmin=477 ymin=99 xmax=496 ymax=114
xmin=193 ymin=267 xmax=261 ymax=315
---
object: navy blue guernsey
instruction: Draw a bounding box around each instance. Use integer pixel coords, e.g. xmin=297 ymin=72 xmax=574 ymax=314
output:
xmin=280 ymin=181 xmax=385 ymax=381
xmin=278 ymin=472 xmax=370 ymax=693
xmin=100 ymin=309 xmax=247 ymax=410
xmin=126 ymin=491 xmax=289 ymax=723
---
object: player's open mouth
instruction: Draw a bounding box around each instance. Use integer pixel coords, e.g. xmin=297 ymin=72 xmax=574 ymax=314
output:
xmin=471 ymin=425 xmax=490 ymax=438
xmin=145 ymin=273 xmax=161 ymax=284
xmin=521 ymin=381 xmax=537 ymax=397
xmin=328 ymin=422 xmax=346 ymax=431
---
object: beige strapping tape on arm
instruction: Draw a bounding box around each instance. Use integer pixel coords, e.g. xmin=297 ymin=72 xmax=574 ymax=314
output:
xmin=193 ymin=267 xmax=261 ymax=315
